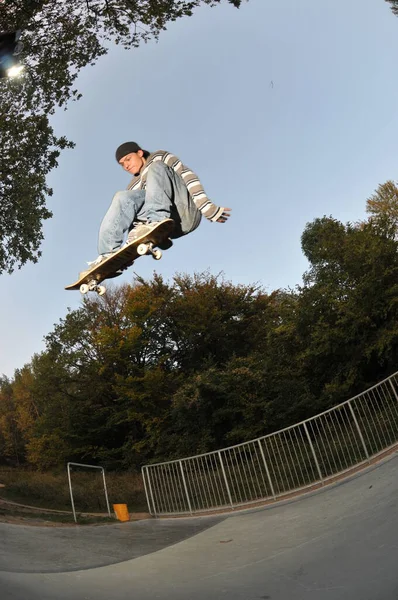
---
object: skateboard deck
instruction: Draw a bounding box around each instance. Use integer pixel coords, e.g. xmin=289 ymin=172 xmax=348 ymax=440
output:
xmin=65 ymin=219 xmax=174 ymax=295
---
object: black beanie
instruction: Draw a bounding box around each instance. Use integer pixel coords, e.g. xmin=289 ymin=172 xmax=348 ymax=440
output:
xmin=115 ymin=141 xmax=142 ymax=163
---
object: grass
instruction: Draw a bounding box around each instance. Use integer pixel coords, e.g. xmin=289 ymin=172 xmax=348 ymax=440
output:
xmin=0 ymin=505 xmax=115 ymax=525
xmin=0 ymin=468 xmax=148 ymax=515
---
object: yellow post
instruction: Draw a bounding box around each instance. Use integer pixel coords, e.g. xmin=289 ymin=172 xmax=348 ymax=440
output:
xmin=113 ymin=503 xmax=130 ymax=522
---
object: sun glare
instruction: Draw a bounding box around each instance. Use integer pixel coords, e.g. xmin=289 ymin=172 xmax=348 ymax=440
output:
xmin=7 ymin=64 xmax=24 ymax=78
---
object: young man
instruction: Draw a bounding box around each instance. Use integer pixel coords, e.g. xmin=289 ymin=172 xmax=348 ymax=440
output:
xmin=82 ymin=142 xmax=231 ymax=276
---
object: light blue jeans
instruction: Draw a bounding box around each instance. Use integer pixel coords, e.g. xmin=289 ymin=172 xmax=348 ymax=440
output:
xmin=98 ymin=161 xmax=202 ymax=254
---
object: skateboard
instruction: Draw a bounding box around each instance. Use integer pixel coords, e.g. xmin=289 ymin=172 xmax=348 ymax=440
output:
xmin=65 ymin=219 xmax=174 ymax=295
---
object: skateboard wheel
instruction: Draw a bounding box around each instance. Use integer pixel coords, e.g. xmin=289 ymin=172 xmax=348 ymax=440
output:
xmin=80 ymin=284 xmax=89 ymax=294
xmin=152 ymin=249 xmax=162 ymax=260
xmin=137 ymin=243 xmax=148 ymax=256
xmin=97 ymin=285 xmax=106 ymax=296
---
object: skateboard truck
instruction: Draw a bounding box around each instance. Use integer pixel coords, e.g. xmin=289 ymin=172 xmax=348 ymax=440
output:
xmin=136 ymin=241 xmax=162 ymax=260
xmin=80 ymin=281 xmax=106 ymax=296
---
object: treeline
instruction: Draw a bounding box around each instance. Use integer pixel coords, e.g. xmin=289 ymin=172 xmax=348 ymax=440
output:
xmin=0 ymin=182 xmax=397 ymax=471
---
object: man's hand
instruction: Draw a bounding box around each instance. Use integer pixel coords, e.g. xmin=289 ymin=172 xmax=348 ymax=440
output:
xmin=216 ymin=208 xmax=232 ymax=223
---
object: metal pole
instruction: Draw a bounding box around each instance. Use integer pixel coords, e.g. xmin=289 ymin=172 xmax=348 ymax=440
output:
xmin=67 ymin=463 xmax=77 ymax=523
xmin=389 ymin=378 xmax=398 ymax=403
xmin=179 ymin=461 xmax=193 ymax=515
xmin=145 ymin=467 xmax=158 ymax=517
xmin=303 ymin=423 xmax=323 ymax=482
xmin=218 ymin=451 xmax=234 ymax=508
xmin=101 ymin=468 xmax=111 ymax=517
xmin=66 ymin=462 xmax=111 ymax=522
xmin=348 ymin=400 xmax=370 ymax=461
xmin=141 ymin=467 xmax=153 ymax=515
xmin=257 ymin=439 xmax=276 ymax=499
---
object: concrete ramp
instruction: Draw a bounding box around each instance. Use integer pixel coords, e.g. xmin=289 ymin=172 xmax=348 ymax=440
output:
xmin=1 ymin=452 xmax=398 ymax=600
xmin=0 ymin=513 xmax=224 ymax=573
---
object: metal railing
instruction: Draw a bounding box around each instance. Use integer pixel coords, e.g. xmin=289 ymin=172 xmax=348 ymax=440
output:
xmin=67 ymin=462 xmax=111 ymax=523
xmin=142 ymin=371 xmax=398 ymax=516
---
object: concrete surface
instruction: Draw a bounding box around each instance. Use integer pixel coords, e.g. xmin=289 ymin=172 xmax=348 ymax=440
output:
xmin=0 ymin=516 xmax=225 ymax=573
xmin=1 ymin=451 xmax=398 ymax=600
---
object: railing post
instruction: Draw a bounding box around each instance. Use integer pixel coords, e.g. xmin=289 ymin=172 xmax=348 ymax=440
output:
xmin=101 ymin=467 xmax=111 ymax=517
xmin=257 ymin=439 xmax=276 ymax=499
xmin=142 ymin=467 xmax=154 ymax=516
xmin=303 ymin=423 xmax=324 ymax=482
xmin=144 ymin=467 xmax=158 ymax=517
xmin=389 ymin=378 xmax=398 ymax=403
xmin=218 ymin=451 xmax=234 ymax=508
xmin=348 ymin=400 xmax=370 ymax=462
xmin=179 ymin=461 xmax=193 ymax=515
xmin=67 ymin=462 xmax=77 ymax=523
xmin=66 ymin=462 xmax=111 ymax=522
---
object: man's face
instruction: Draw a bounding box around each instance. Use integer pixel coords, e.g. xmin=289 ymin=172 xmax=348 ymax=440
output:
xmin=119 ymin=150 xmax=145 ymax=175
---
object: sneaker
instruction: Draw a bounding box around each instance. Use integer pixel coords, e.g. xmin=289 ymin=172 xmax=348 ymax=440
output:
xmin=126 ymin=222 xmax=154 ymax=245
xmin=79 ymin=253 xmax=113 ymax=280
xmin=126 ymin=219 xmax=174 ymax=245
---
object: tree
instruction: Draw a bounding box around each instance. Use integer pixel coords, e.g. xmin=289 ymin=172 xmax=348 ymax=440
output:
xmin=0 ymin=0 xmax=243 ymax=273
xmin=297 ymin=213 xmax=398 ymax=407
xmin=386 ymin=1 xmax=398 ymax=17
xmin=0 ymin=103 xmax=72 ymax=273
xmin=0 ymin=272 xmax=280 ymax=468
xmin=165 ymin=352 xmax=314 ymax=459
xmin=0 ymin=376 xmax=25 ymax=465
xmin=366 ymin=180 xmax=398 ymax=234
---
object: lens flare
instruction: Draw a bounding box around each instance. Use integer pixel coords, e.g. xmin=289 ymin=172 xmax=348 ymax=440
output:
xmin=7 ymin=64 xmax=24 ymax=78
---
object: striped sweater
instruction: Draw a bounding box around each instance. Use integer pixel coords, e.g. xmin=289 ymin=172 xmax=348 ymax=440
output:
xmin=126 ymin=150 xmax=224 ymax=222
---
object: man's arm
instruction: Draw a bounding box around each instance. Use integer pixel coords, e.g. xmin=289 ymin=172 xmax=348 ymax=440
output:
xmin=148 ymin=151 xmax=230 ymax=223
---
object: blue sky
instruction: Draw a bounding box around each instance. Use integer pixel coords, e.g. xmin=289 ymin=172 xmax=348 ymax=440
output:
xmin=1 ymin=0 xmax=398 ymax=378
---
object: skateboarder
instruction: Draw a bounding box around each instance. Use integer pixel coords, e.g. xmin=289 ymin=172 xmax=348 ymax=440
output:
xmin=80 ymin=142 xmax=231 ymax=277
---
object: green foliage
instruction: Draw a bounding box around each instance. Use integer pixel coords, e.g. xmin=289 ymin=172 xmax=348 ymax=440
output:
xmin=298 ymin=212 xmax=398 ymax=406
xmin=165 ymin=353 xmax=314 ymax=459
xmin=366 ymin=180 xmax=398 ymax=233
xmin=0 ymin=467 xmax=146 ymax=512
xmin=0 ymin=377 xmax=25 ymax=465
xmin=386 ymin=1 xmax=398 ymax=18
xmin=0 ymin=103 xmax=73 ymax=273
xmin=0 ymin=0 xmax=243 ymax=272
